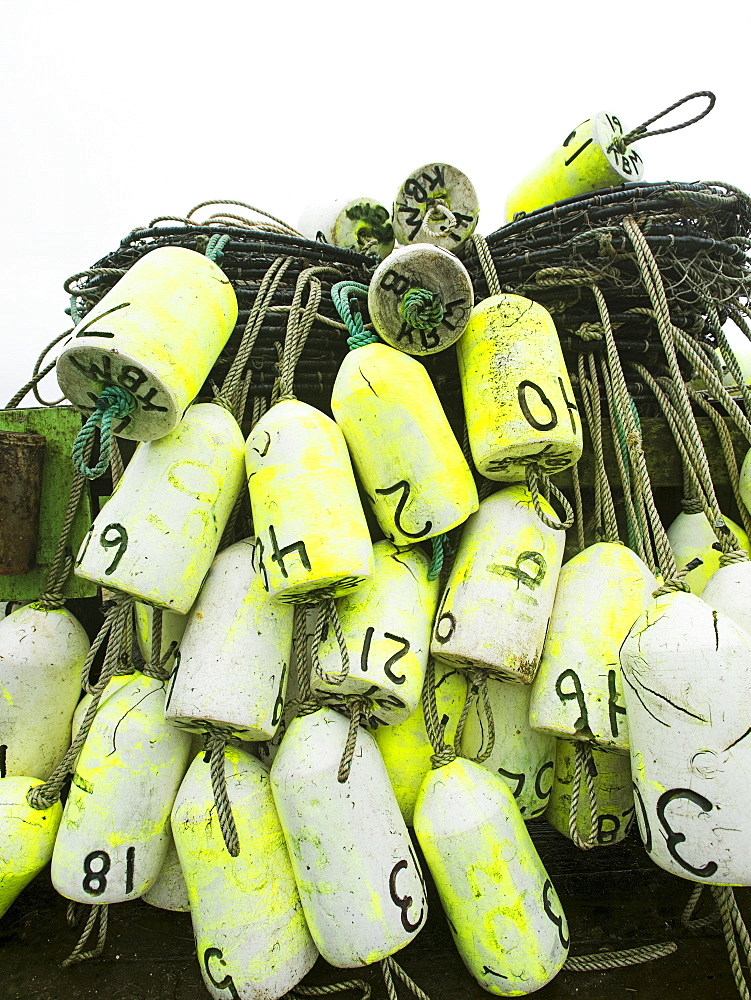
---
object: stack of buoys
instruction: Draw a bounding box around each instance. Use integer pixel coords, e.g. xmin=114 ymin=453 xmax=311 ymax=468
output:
xmin=4 ymin=90 xmax=751 ymax=1000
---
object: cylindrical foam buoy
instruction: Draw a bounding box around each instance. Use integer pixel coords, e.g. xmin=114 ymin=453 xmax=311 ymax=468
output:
xmin=430 ymin=485 xmax=565 ymax=683
xmin=374 ymin=661 xmax=467 ymax=826
xmin=0 ymin=778 xmax=63 ymax=920
xmin=393 ymin=163 xmax=479 ymax=249
xmin=621 ymin=591 xmax=751 ymax=884
xmin=165 ymin=538 xmax=294 ymax=739
xmin=666 ymin=510 xmax=750 ymax=596
xmin=141 ymin=836 xmax=191 ymax=913
xmin=52 ymin=673 xmax=193 ymax=903
xmin=367 ymin=244 xmax=474 ymax=355
xmin=504 ymin=112 xmax=644 ymax=221
xmin=245 ymin=400 xmax=373 ymax=603
xmin=270 ymin=708 xmax=427 ymax=967
xmin=457 ymin=294 xmax=582 ymax=480
xmin=331 ymin=343 xmax=478 ymax=545
xmin=75 ymin=403 xmax=246 ymax=613
xmin=172 ymin=747 xmax=318 ymax=999
xmin=739 ymin=448 xmax=751 ymax=512
xmin=56 ymin=247 xmax=238 ymax=441
xmin=461 ymin=678 xmax=556 ymax=820
xmin=702 ymin=559 xmax=751 ymax=636
xmin=298 ymin=196 xmax=395 ymax=258
xmin=311 ymin=541 xmax=440 ymax=726
xmin=545 ymin=741 xmax=635 ymax=847
xmin=135 ymin=604 xmax=187 ymax=674
xmin=414 ymin=757 xmax=569 ymax=994
xmin=0 ymin=604 xmax=89 ymax=780
xmin=529 ymin=542 xmax=657 ymax=752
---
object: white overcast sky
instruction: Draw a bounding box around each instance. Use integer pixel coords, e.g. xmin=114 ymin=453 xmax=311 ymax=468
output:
xmin=1 ymin=0 xmax=748 ymax=407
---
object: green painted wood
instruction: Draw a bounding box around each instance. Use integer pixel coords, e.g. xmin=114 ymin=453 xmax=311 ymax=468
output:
xmin=0 ymin=406 xmax=96 ymax=600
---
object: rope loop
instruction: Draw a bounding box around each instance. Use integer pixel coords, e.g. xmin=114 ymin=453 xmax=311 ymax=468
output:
xmin=564 ymin=941 xmax=677 ymax=972
xmin=428 ymin=534 xmax=448 ymax=580
xmin=331 ymin=281 xmax=378 ymax=350
xmin=62 ymin=903 xmax=109 ymax=967
xmin=611 ymin=91 xmax=716 ymax=154
xmin=399 ymin=288 xmax=444 ymax=331
xmin=337 ymin=696 xmax=367 ymax=783
xmin=526 ymin=465 xmax=574 ymax=531
xmin=72 ymin=386 xmax=136 ymax=479
xmin=421 ymin=202 xmax=457 ymax=238
xmin=205 ymin=233 xmax=231 ymax=263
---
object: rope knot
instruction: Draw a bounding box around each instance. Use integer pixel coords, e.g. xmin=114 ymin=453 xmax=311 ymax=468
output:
xmin=72 ymin=385 xmax=136 ymax=480
xmin=399 ymin=288 xmax=444 ymax=331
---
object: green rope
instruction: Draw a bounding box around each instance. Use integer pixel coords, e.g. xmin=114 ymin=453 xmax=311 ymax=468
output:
xmin=400 ymin=287 xmax=444 ymax=330
xmin=428 ymin=533 xmax=448 ymax=580
xmin=331 ymin=281 xmax=379 ymax=350
xmin=205 ymin=234 xmax=231 ymax=262
xmin=72 ymin=386 xmax=136 ymax=479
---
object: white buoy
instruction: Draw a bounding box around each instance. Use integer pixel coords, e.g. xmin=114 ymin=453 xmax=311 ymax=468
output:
xmin=504 ymin=112 xmax=643 ymax=221
xmin=165 ymin=538 xmax=294 ymax=739
xmin=367 ymin=244 xmax=474 ymax=355
xmin=0 ymin=777 xmax=63 ymax=920
xmin=666 ymin=510 xmax=750 ymax=596
xmin=75 ymin=403 xmax=246 ymax=613
xmin=56 ymin=247 xmax=238 ymax=441
xmin=375 ymin=661 xmax=467 ymax=826
xmin=430 ymin=485 xmax=564 ymax=683
xmin=414 ymin=757 xmax=569 ymax=994
xmin=245 ymin=400 xmax=373 ymax=603
xmin=52 ymin=673 xmax=193 ymax=903
xmin=172 ymin=746 xmax=318 ymax=999
xmin=331 ymin=343 xmax=478 ymax=545
xmin=456 ymin=294 xmax=582 ymax=481
xmin=621 ymin=591 xmax=751 ymax=884
xmin=529 ymin=542 xmax=657 ymax=751
xmin=134 ymin=603 xmax=187 ymax=674
xmin=270 ymin=708 xmax=427 ymax=967
xmin=545 ymin=741 xmax=635 ymax=847
xmin=740 ymin=449 xmax=751 ymax=512
xmin=0 ymin=601 xmax=29 ymax=620
xmin=461 ymin=678 xmax=556 ymax=820
xmin=141 ymin=836 xmax=191 ymax=912
xmin=312 ymin=541 xmax=439 ymax=726
xmin=702 ymin=558 xmax=751 ymax=635
xmin=0 ymin=604 xmax=89 ymax=780
xmin=393 ymin=163 xmax=479 ymax=249
xmin=298 ymin=196 xmax=395 ymax=258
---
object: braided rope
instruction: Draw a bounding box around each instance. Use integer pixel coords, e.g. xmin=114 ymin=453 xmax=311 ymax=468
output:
xmin=207 ymin=734 xmax=240 ymax=857
xmin=422 ymin=659 xmax=456 ymax=768
xmin=399 ymin=288 xmax=444 ymax=330
xmin=274 ymin=267 xmax=342 ymax=401
xmin=337 ymin=696 xmax=367 ymax=784
xmin=428 ymin=534 xmax=446 ymax=580
xmin=72 ymin=386 xmax=136 ymax=479
xmin=569 ymin=743 xmax=600 ymax=850
xmin=526 ymin=465 xmax=574 ymax=530
xmin=331 ymin=281 xmax=378 ymax=350
xmin=564 ymin=941 xmax=677 ymax=971
xmin=380 ymin=957 xmax=432 ymax=1000
xmin=311 ymin=600 xmax=351 ymax=686
xmin=62 ymin=904 xmax=109 ymax=967
xmin=205 ymin=233 xmax=231 ymax=262
xmin=612 ymin=90 xmax=715 ymax=153
xmin=289 ymin=980 xmax=371 ymax=999
xmin=713 ymin=886 xmax=751 ymax=1000
xmin=470 ymin=233 xmax=501 ymax=297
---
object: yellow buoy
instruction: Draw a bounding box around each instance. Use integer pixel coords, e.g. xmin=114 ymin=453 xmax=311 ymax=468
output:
xmin=666 ymin=510 xmax=750 ymax=596
xmin=0 ymin=778 xmax=62 ymax=920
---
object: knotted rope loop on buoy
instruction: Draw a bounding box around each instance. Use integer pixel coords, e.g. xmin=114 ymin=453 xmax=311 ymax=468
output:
xmin=421 ymin=201 xmax=457 ymax=239
xmin=72 ymin=385 xmax=136 ymax=480
xmin=380 ymin=956 xmax=432 ymax=1000
xmin=608 ymin=91 xmax=716 ymax=155
xmin=454 ymin=668 xmax=495 ymax=763
xmin=399 ymin=287 xmax=444 ymax=331
xmin=331 ymin=281 xmax=378 ymax=350
xmin=62 ymin=903 xmax=109 ymax=967
xmin=422 ymin=659 xmax=457 ymax=769
xmin=206 ymin=732 xmax=240 ymax=857
xmin=311 ymin=599 xmax=351 ymax=687
xmin=526 ymin=464 xmax=574 ymax=531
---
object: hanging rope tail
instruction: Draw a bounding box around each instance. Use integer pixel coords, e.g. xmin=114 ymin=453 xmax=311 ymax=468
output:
xmin=399 ymin=288 xmax=444 ymax=331
xmin=609 ymin=91 xmax=715 ymax=154
xmin=331 ymin=281 xmax=378 ymax=350
xmin=72 ymin=385 xmax=136 ymax=479
xmin=207 ymin=733 xmax=240 ymax=857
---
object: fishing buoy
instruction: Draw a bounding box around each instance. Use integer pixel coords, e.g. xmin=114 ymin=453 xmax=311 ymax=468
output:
xmin=0 ymin=601 xmax=30 ymax=620
xmin=245 ymin=399 xmax=373 ymax=603
xmin=142 ymin=837 xmax=191 ymax=912
xmin=172 ymin=746 xmax=317 ymax=998
xmin=393 ymin=163 xmax=479 ymax=249
xmin=0 ymin=778 xmax=62 ymax=920
xmin=75 ymin=403 xmax=245 ymax=613
xmin=504 ymin=112 xmax=643 ymax=221
xmin=331 ymin=343 xmax=478 ymax=544
xmin=367 ymin=244 xmax=474 ymax=355
xmin=312 ymin=541 xmax=440 ymax=726
xmin=270 ymin=708 xmax=427 ymax=967
xmin=165 ymin=538 xmax=294 ymax=739
xmin=52 ymin=673 xmax=193 ymax=903
xmin=621 ymin=591 xmax=751 ymax=884
xmin=741 ymin=449 xmax=751 ymax=514
xmin=298 ymin=197 xmax=395 ymax=258
xmin=529 ymin=542 xmax=657 ymax=751
xmin=134 ymin=604 xmax=187 ymax=674
xmin=666 ymin=510 xmax=750 ymax=596
xmin=374 ymin=661 xmax=467 ymax=826
xmin=0 ymin=604 xmax=89 ymax=780
xmin=414 ymin=757 xmax=569 ymax=994
xmin=56 ymin=247 xmax=238 ymax=441
xmin=545 ymin=741 xmax=635 ymax=847
xmin=457 ymin=294 xmax=582 ymax=480
xmin=461 ymin=678 xmax=556 ymax=820
xmin=430 ymin=485 xmax=564 ymax=683
xmin=702 ymin=559 xmax=751 ymax=636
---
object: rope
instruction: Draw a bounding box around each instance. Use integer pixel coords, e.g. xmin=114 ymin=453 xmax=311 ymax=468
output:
xmin=72 ymin=386 xmax=136 ymax=479
xmin=564 ymin=941 xmax=677 ymax=971
xmin=577 ymin=352 xmax=619 ymax=543
xmin=569 ymin=743 xmax=600 ymax=850
xmin=185 ymin=198 xmax=301 ymax=236
xmin=331 ymin=281 xmax=378 ymax=350
xmin=421 ymin=202 xmax=457 ymax=239
xmin=526 ymin=465 xmax=574 ymax=530
xmin=470 ymin=234 xmax=501 ymax=297
xmin=399 ymin=288 xmax=444 ymax=331
xmin=293 ymin=604 xmax=321 ymax=718
xmin=205 ymin=233 xmax=230 ymax=263
xmin=337 ymin=696 xmax=367 ymax=784
xmin=207 ymin=733 xmax=240 ymax=857
xmin=682 ymin=885 xmax=719 ymax=930
xmin=454 ymin=669 xmax=495 ymax=763
xmin=273 ymin=267 xmax=341 ymax=401
xmin=288 ymin=980 xmax=371 ymax=999
xmin=611 ymin=91 xmax=715 ymax=153
xmin=380 ymin=957 xmax=432 ymax=1000
xmin=713 ymin=886 xmax=751 ymax=1000
xmin=428 ymin=534 xmax=447 ymax=580
xmin=311 ymin=600 xmax=351 ymax=686
xmin=62 ymin=904 xmax=109 ymax=967
xmin=5 ymin=328 xmax=72 ymax=408
xmin=422 ymin=659 xmax=457 ymax=768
